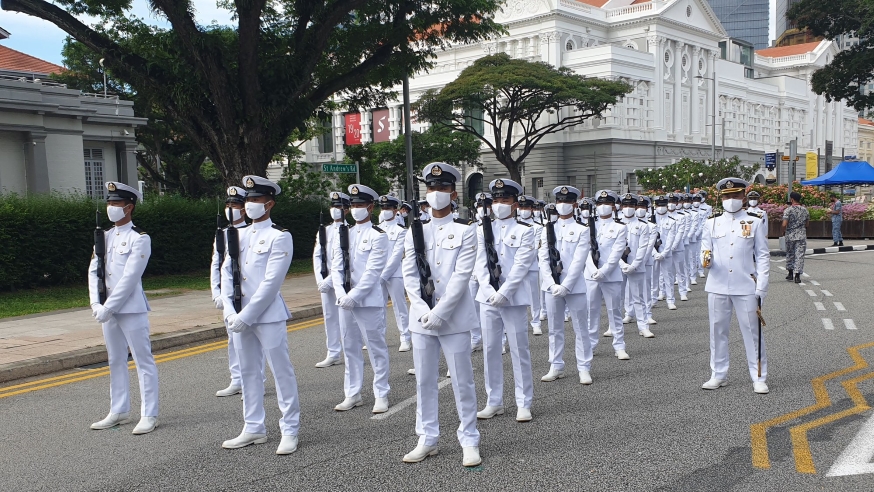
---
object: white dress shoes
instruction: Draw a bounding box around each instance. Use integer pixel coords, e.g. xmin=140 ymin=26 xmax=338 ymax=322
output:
xmin=646 ymin=317 xmax=658 ymax=325
xmin=315 ymin=356 xmax=342 ymax=368
xmin=216 ymin=384 xmax=243 ymax=397
xmin=564 ymin=313 xmax=570 ymax=322
xmin=667 ymin=303 xmax=677 ymax=310
xmin=407 ymin=368 xmax=416 ymax=375
xmin=680 ymin=294 xmax=689 ymax=301
xmin=615 ymin=350 xmax=630 ymax=360
xmin=471 ymin=341 xmax=483 ymax=352
xmin=699 ymin=272 xmax=706 ymax=278
xmin=516 ymin=407 xmax=532 ymax=422
xmin=540 ymin=368 xmax=565 ymax=382
xmin=462 ymin=446 xmax=482 ymax=467
xmin=657 ymin=294 xmax=665 ymax=301
xmin=532 ymin=325 xmax=543 ymax=336
xmin=132 ymin=416 xmax=158 ymax=435
xmin=334 ymin=394 xmax=363 ymax=411
xmin=476 ymin=405 xmax=505 ymax=419
xmin=372 ymin=397 xmax=389 ymax=414
xmin=753 ymin=382 xmax=770 ymax=394
xmin=603 ymin=328 xmax=613 ymax=337
xmin=690 ymin=278 xmax=698 ymax=285
xmin=701 ymin=378 xmax=728 ymax=390
xmin=622 ymin=315 xmax=633 ymax=324
xmin=90 ymin=412 xmax=130 ymax=430
xmin=539 ymin=313 xmax=547 ymax=321
xmin=639 ymin=329 xmax=655 ymax=338
xmin=403 ymin=444 xmax=438 ymax=463
xmin=222 ymin=432 xmax=268 ymax=449
xmin=276 ymin=435 xmax=299 ymax=455
xmin=398 ymin=341 xmax=412 ymax=352
xmin=579 ymin=369 xmax=593 ymax=385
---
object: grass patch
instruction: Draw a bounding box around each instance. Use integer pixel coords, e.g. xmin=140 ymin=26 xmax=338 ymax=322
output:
xmin=0 ymin=259 xmax=314 ymax=319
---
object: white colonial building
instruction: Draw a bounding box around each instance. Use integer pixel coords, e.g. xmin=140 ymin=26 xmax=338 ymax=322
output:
xmin=301 ymin=0 xmax=857 ymax=203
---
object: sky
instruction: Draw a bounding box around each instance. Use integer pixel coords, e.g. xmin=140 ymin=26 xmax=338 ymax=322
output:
xmin=0 ymin=1 xmax=233 ymax=65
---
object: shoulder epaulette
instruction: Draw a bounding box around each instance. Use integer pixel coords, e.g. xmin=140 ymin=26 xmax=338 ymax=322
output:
xmin=668 ymin=216 xmax=676 ymax=221
xmin=455 ymin=218 xmax=474 ymax=226
xmin=613 ymin=218 xmax=624 ymax=224
xmin=372 ymin=225 xmax=385 ymax=233
xmin=745 ymin=210 xmax=763 ymax=219
xmin=421 ymin=219 xmax=431 ymax=225
xmin=271 ymin=224 xmax=289 ymax=233
xmin=709 ymin=211 xmax=724 ymax=219
xmin=516 ymin=220 xmax=532 ymax=227
xmin=132 ymin=226 xmax=147 ymax=235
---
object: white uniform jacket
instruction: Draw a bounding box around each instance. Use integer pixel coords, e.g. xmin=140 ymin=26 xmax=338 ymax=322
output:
xmin=474 ymin=217 xmax=537 ymax=306
xmin=380 ymin=220 xmax=408 ymax=281
xmin=668 ymin=212 xmax=687 ymax=251
xmin=620 ymin=217 xmax=651 ymax=274
xmin=537 ymin=217 xmax=589 ymax=294
xmin=221 ymin=219 xmax=293 ymax=325
xmin=701 ymin=210 xmax=770 ymax=296
xmin=312 ymin=221 xmax=341 ymax=285
xmin=644 ymin=219 xmax=658 ymax=266
xmin=520 ymin=217 xmax=543 ymax=273
xmin=212 ymin=223 xmax=249 ymax=300
xmin=653 ymin=213 xmax=678 ymax=256
xmin=584 ymin=217 xmax=628 ymax=283
xmin=403 ymin=215 xmax=477 ymax=336
xmin=88 ymin=222 xmax=151 ymax=314
xmin=330 ymin=221 xmax=388 ymax=308
xmin=746 ymin=206 xmax=769 ymax=235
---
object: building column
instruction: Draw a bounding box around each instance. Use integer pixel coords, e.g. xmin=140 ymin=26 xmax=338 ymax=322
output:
xmin=25 ymin=131 xmax=50 ymax=194
xmin=116 ymin=140 xmax=139 ymax=187
xmin=690 ymin=46 xmax=700 ymax=139
xmin=648 ymin=35 xmax=666 ymax=131
xmin=673 ymin=41 xmax=684 ymax=136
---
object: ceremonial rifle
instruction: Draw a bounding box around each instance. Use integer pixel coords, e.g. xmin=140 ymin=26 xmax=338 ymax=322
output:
xmin=338 ymin=223 xmax=352 ymax=294
xmin=215 ymin=207 xmax=226 ymax=261
xmin=318 ymin=207 xmax=329 ymax=280
xmin=545 ymin=204 xmax=562 ymax=284
xmin=588 ymin=212 xmax=600 ymax=268
xmin=479 ymin=196 xmax=502 ymax=291
xmin=751 ymin=274 xmax=767 ymax=377
xmin=94 ymin=209 xmax=107 ymax=304
xmin=650 ymin=205 xmax=662 ymax=252
xmin=227 ymin=225 xmax=243 ymax=313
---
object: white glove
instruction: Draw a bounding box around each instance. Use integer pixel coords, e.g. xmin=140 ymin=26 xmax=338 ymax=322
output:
xmin=337 ymin=295 xmax=356 ymax=310
xmin=213 ymin=297 xmax=224 ymax=310
xmin=318 ymin=278 xmax=333 ymax=293
xmin=653 ymin=252 xmax=664 ymax=261
xmin=227 ymin=314 xmax=249 ymax=333
xmin=488 ymin=292 xmax=509 ymax=307
xmin=590 ymin=270 xmax=603 ymax=281
xmin=91 ymin=304 xmax=114 ymax=324
xmin=420 ymin=311 xmax=445 ymax=331
xmin=380 ymin=277 xmax=390 ymax=289
xmin=551 ymin=284 xmax=569 ymax=298
xmin=756 ymin=289 xmax=767 ymax=301
xmin=619 ymin=261 xmax=631 ymax=274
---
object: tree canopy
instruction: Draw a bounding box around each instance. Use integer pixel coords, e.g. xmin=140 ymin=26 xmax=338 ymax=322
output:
xmin=3 ymin=0 xmax=504 ymax=184
xmin=788 ymin=0 xmax=874 ymax=111
xmin=635 ymin=156 xmax=759 ymax=193
xmin=415 ymin=53 xmax=631 ymax=182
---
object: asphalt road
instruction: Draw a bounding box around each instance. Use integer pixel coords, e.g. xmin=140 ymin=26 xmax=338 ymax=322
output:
xmin=2 ymin=252 xmax=874 ymax=491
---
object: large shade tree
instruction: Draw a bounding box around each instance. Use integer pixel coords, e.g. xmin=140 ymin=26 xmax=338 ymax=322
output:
xmin=415 ymin=53 xmax=631 ymax=182
xmin=2 ymin=0 xmax=504 ymax=183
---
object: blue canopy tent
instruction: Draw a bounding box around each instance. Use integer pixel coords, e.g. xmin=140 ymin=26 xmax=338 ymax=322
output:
xmin=801 ymin=161 xmax=874 ymax=186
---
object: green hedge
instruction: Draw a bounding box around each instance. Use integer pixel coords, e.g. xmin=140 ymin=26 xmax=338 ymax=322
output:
xmin=0 ymin=193 xmax=323 ymax=291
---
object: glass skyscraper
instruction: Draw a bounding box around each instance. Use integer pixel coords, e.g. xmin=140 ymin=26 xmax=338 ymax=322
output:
xmin=707 ymin=0 xmax=770 ymax=50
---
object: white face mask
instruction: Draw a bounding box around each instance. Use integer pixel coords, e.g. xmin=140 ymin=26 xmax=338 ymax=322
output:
xmin=245 ymin=202 xmax=267 ymax=220
xmin=581 ymin=209 xmax=592 ymax=219
xmin=519 ymin=209 xmax=533 ymax=219
xmin=476 ymin=207 xmax=486 ymax=219
xmin=693 ymin=202 xmax=701 ymax=208
xmin=597 ymin=204 xmax=614 ymax=217
xmin=330 ymin=208 xmax=343 ymax=220
xmin=635 ymin=208 xmax=647 ymax=218
xmin=107 ymin=205 xmax=127 ymax=223
xmin=555 ymin=203 xmax=574 ymax=216
xmin=749 ymin=200 xmax=758 ymax=207
xmin=683 ymin=203 xmax=692 ymax=209
xmin=667 ymin=203 xmax=677 ymax=211
xmin=226 ymin=207 xmax=242 ymax=223
xmin=722 ymin=199 xmax=743 ymax=213
xmin=656 ymin=206 xmax=668 ymax=215
xmin=492 ymin=203 xmax=513 ymax=219
xmin=378 ymin=210 xmax=395 ymax=223
xmin=351 ymin=207 xmax=370 ymax=222
xmin=401 ymin=212 xmax=408 ymax=218
xmin=425 ymin=191 xmax=451 ymax=211
xmin=622 ymin=208 xmax=636 ymax=218
xmin=533 ymin=211 xmax=542 ymax=219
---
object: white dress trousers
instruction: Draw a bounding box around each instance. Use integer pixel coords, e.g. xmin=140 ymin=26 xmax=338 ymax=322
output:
xmin=103 ymin=313 xmax=159 ymax=417
xmin=383 ymin=277 xmax=410 ymax=343
xmin=545 ymin=293 xmax=591 ymax=372
xmin=708 ymin=293 xmax=767 ymax=382
xmin=468 ymin=278 xmax=482 ymax=346
xmin=480 ymin=304 xmax=534 ymax=409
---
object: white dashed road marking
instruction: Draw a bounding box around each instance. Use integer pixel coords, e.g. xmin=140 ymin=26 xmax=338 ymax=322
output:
xmin=822 ymin=290 xmax=834 ymax=297
xmin=828 ymin=411 xmax=874 ymax=477
xmin=806 ymin=290 xmax=817 ymax=297
xmin=822 ymin=319 xmax=835 ymax=330
xmin=798 ymin=282 xmax=807 ymax=286
xmin=371 ymin=378 xmax=452 ymax=420
xmin=802 ymin=273 xmax=810 ymax=278
xmin=844 ymin=319 xmax=858 ymax=330
xmin=810 ymin=280 xmax=821 ymax=286
xmin=834 ymin=302 xmax=846 ymax=312
xmin=814 ymin=302 xmax=825 ymax=311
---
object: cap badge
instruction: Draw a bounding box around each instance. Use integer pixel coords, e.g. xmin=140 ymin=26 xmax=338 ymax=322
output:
xmin=726 ymin=180 xmax=734 ymax=188
xmin=107 ymin=182 xmax=117 ymax=192
xmin=560 ymin=186 xmax=568 ymax=194
xmin=431 ymin=165 xmax=443 ymax=176
xmin=229 ymin=188 xmax=238 ymax=196
xmin=625 ymin=193 xmax=632 ymax=199
xmin=331 ymin=192 xmax=339 ymax=199
xmin=495 ymin=179 xmax=505 ymax=189
xmin=351 ymin=186 xmax=360 ymax=195
xmin=600 ymin=191 xmax=608 ymax=197
xmin=245 ymin=177 xmax=255 ymax=188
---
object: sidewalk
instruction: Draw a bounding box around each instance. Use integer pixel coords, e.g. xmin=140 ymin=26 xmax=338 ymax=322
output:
xmin=0 ymin=274 xmax=323 ymax=383
xmin=768 ymin=238 xmax=874 ymax=256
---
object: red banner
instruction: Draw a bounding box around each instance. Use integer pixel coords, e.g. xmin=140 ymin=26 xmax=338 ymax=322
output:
xmin=345 ymin=113 xmax=362 ymax=145
xmin=372 ymin=109 xmax=390 ymax=143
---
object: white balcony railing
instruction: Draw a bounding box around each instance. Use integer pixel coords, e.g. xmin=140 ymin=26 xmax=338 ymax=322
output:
xmin=606 ymin=2 xmax=655 ymax=18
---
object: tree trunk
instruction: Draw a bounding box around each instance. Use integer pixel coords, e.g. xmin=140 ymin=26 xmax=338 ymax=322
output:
xmin=496 ymin=156 xmax=523 ymax=185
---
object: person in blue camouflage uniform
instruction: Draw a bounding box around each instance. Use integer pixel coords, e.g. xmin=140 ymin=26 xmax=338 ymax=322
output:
xmin=782 ymin=192 xmax=809 ymax=284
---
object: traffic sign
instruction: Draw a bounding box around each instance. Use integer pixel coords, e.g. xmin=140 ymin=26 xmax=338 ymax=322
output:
xmin=322 ymin=164 xmax=357 ymax=173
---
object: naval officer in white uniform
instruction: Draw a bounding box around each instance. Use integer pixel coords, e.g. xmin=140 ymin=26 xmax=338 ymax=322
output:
xmin=313 ymin=192 xmax=350 ymax=368
xmin=88 ymin=181 xmax=159 ymax=435
xmin=517 ymin=195 xmax=544 ymax=336
xmin=377 ymin=194 xmax=411 ymax=352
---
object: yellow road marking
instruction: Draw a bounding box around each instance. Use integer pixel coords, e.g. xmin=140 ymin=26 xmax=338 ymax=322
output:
xmin=0 ymin=318 xmax=324 ymax=399
xmin=789 ymin=372 xmax=874 ymax=474
xmin=750 ymin=341 xmax=874 ymax=469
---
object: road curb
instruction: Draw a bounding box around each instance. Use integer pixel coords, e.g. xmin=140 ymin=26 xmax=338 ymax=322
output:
xmin=769 ymin=244 xmax=874 ymax=257
xmin=0 ymin=303 xmax=324 ymax=385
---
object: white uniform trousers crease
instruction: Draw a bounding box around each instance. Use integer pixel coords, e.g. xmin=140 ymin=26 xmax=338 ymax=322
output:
xmin=103 ymin=313 xmax=159 ymax=417
xmin=625 ymin=272 xmax=650 ymax=333
xmin=383 ymin=278 xmax=411 ymax=343
xmin=234 ymin=321 xmax=301 ymax=436
xmin=225 ymin=320 xmax=266 ymax=385
xmin=468 ymin=280 xmax=483 ymax=346
xmin=525 ymin=271 xmax=542 ymax=330
xmin=687 ymin=242 xmax=700 ymax=280
xmin=480 ymin=304 xmax=533 ymax=409
xmin=656 ymin=255 xmax=676 ymax=304
xmin=707 ymin=293 xmax=767 ymax=383
xmin=643 ymin=264 xmax=655 ymax=320
xmin=545 ymin=293 xmax=591 ymax=372
xmin=339 ymin=306 xmax=391 ymax=398
xmin=320 ymin=289 xmax=343 ymax=359
xmin=586 ymin=280 xmax=626 ymax=351
xmin=673 ymin=251 xmax=689 ymax=295
xmin=412 ymin=332 xmax=480 ymax=448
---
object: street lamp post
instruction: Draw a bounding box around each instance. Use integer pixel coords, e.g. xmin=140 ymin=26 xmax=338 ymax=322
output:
xmin=695 ymin=74 xmax=716 ymax=163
